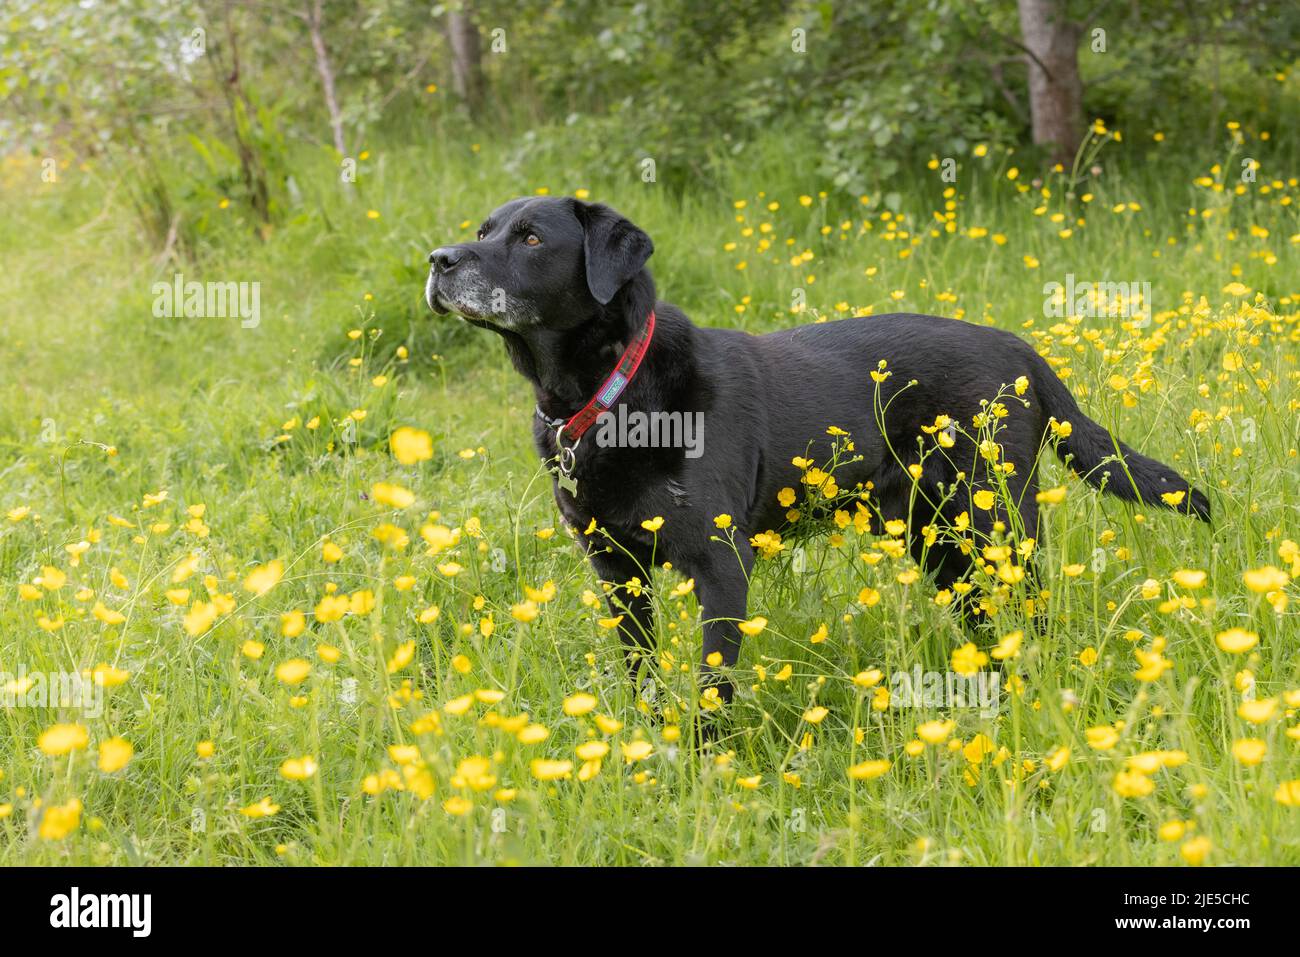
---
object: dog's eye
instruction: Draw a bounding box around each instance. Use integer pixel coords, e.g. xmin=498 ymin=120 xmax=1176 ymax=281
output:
xmin=524 ymin=233 xmax=541 ymax=247
xmin=476 ymin=227 xmax=487 ymax=241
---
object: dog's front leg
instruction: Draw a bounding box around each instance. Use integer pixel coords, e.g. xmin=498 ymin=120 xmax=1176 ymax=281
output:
xmin=694 ymin=541 xmax=755 ymax=704
xmin=585 ymin=545 xmax=656 ymax=693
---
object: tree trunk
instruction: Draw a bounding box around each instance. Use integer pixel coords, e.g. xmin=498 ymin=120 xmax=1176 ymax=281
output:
xmin=448 ymin=5 xmax=485 ymax=115
xmin=305 ymin=0 xmax=346 ymax=157
xmin=1017 ymin=0 xmax=1083 ymax=164
xmin=202 ymin=0 xmax=271 ymax=227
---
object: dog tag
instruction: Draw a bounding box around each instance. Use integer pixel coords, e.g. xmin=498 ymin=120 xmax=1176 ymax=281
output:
xmin=553 ymin=434 xmax=580 ymax=496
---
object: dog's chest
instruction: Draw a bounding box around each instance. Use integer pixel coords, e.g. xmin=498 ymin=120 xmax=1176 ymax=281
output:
xmin=533 ymin=431 xmax=669 ymax=543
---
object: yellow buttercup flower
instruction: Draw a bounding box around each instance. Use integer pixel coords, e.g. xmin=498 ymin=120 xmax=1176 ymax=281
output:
xmin=1037 ymin=486 xmax=1066 ymax=505
xmin=242 ymin=559 xmax=283 ymax=596
xmin=280 ymin=755 xmax=319 ymax=780
xmin=1086 ymin=726 xmax=1119 ymax=750
xmin=38 ymin=723 xmax=89 ymax=756
xmin=371 ymin=482 xmax=415 ymax=509
xmin=39 ymin=564 xmax=66 ymax=587
xmin=239 ymin=797 xmax=280 ymax=818
xmin=530 ymin=759 xmax=573 ymax=781
xmin=275 ymin=658 xmax=312 ymax=686
xmin=168 ymin=554 xmax=197 ymax=586
xmin=594 ymin=714 xmax=623 ymax=734
xmin=511 ymin=600 xmax=540 ymax=623
xmin=1232 ymin=738 xmax=1266 ymax=766
xmin=1238 ymin=698 xmax=1276 ymax=724
xmin=1274 ymin=780 xmax=1300 ymax=807
xmin=38 ymin=799 xmax=83 ymax=840
xmin=91 ymin=663 xmax=130 ymax=688
xmin=386 ymin=640 xmax=415 ymax=673
xmin=389 ymin=426 xmax=434 ymax=465
xmin=314 ymin=594 xmax=349 ymax=622
xmin=916 ymin=720 xmax=955 ymax=744
xmin=563 ymin=692 xmax=598 ymax=716
xmin=524 ymin=580 xmax=557 ymax=603
xmin=1215 ymin=627 xmax=1258 ymax=653
xmin=576 ymin=741 xmax=610 ymax=762
xmin=443 ymin=694 xmax=474 ymax=716
xmin=92 ymin=601 xmax=126 ymax=625
xmin=963 ymin=734 xmax=995 ymax=764
xmin=621 ymin=740 xmax=653 ymax=763
xmin=184 ymin=600 xmax=218 ymax=636
xmin=517 ymin=723 xmax=549 ymax=745
xmin=453 ymin=756 xmax=497 ymax=791
xmin=847 ymin=759 xmax=890 ymax=780
xmin=951 ymin=642 xmax=988 ymax=676
xmin=1158 ymin=820 xmax=1186 ymax=842
xmin=1113 ymin=769 xmax=1154 ymax=798
xmin=990 ymin=630 xmax=1023 ymax=661
xmin=98 ymin=737 xmax=134 ymax=773
xmin=403 ymin=764 xmax=435 ymax=799
xmin=1180 ymin=836 xmax=1211 ymax=866
xmin=1243 ymin=565 xmax=1289 ymax=593
xmin=1045 ymin=746 xmax=1070 ymax=772
xmin=443 ymin=796 xmax=472 ymax=816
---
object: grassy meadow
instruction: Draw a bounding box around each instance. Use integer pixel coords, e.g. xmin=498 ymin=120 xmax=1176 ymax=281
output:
xmin=1 ymin=123 xmax=1298 ymax=865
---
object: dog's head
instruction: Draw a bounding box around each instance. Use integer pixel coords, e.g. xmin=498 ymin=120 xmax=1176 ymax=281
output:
xmin=425 ymin=197 xmax=653 ymax=332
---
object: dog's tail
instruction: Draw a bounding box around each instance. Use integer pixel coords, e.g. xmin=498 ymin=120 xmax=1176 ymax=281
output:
xmin=1031 ymin=352 xmax=1211 ymax=522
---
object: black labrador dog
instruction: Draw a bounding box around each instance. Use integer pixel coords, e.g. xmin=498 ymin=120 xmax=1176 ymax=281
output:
xmin=426 ymin=197 xmax=1210 ymax=702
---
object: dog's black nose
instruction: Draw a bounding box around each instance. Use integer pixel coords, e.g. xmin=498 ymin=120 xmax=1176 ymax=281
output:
xmin=428 ymin=246 xmax=464 ymax=273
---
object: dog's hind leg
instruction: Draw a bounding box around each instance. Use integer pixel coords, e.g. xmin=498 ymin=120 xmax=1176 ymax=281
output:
xmin=920 ymin=540 xmax=980 ymax=628
xmin=923 ymin=482 xmax=1048 ymax=637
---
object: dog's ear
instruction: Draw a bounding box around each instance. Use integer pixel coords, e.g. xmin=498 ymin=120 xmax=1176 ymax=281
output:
xmin=575 ymin=201 xmax=654 ymax=305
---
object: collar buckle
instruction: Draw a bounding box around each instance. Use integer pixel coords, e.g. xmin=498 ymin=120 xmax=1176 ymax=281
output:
xmin=554 ymin=423 xmax=580 ymax=475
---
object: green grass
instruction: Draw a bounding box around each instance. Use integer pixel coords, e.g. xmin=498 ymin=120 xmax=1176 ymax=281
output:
xmin=0 ymin=124 xmax=1298 ymax=865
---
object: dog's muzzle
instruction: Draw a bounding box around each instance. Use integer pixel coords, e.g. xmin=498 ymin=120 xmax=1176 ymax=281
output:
xmin=426 ymin=245 xmax=489 ymax=318
xmin=425 ymin=245 xmax=464 ymax=315
xmin=424 ymin=271 xmax=450 ymax=315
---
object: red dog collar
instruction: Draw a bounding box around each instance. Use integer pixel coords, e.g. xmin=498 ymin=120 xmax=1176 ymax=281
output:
xmin=538 ymin=310 xmax=656 ymax=443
